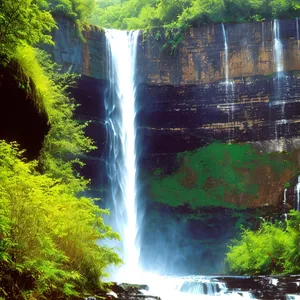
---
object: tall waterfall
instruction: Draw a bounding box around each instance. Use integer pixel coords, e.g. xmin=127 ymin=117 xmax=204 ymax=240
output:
xmin=296 ymin=176 xmax=300 ymax=212
xmin=221 ymin=24 xmax=235 ymax=140
xmin=105 ymin=29 xmax=140 ymax=278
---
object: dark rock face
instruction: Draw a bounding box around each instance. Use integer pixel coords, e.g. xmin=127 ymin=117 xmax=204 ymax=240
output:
xmin=217 ymin=275 xmax=300 ymax=299
xmin=70 ymin=75 xmax=109 ymax=194
xmin=0 ymin=61 xmax=49 ymax=160
xmin=52 ymin=18 xmax=300 ymax=193
xmin=136 ymin=73 xmax=300 ymax=155
xmin=51 ymin=18 xmax=300 ymax=275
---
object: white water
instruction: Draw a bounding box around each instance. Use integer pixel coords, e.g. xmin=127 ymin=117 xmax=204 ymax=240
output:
xmin=221 ymin=24 xmax=235 ymax=140
xmin=261 ymin=22 xmax=265 ymax=47
xmin=273 ymin=19 xmax=284 ymax=76
xmin=296 ymin=18 xmax=300 ymax=50
xmin=296 ymin=176 xmax=300 ymax=211
xmin=283 ymin=188 xmax=288 ymax=220
xmin=105 ymin=29 xmax=140 ymax=279
xmin=139 ymin=274 xmax=256 ymax=299
xmin=272 ymin=19 xmax=287 ymax=146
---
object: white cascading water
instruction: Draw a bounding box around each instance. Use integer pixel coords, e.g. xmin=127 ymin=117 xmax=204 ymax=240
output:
xmin=273 ymin=19 xmax=287 ymax=148
xmin=261 ymin=22 xmax=265 ymax=47
xmin=296 ymin=18 xmax=300 ymax=50
xmin=105 ymin=29 xmax=141 ymax=279
xmin=273 ymin=19 xmax=284 ymax=76
xmin=283 ymin=188 xmax=287 ymax=221
xmin=296 ymin=176 xmax=300 ymax=211
xmin=221 ymin=24 xmax=235 ymax=141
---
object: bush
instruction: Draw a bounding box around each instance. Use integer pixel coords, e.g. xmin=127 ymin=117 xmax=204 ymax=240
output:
xmin=225 ymin=211 xmax=300 ymax=275
xmin=0 ymin=141 xmax=121 ymax=299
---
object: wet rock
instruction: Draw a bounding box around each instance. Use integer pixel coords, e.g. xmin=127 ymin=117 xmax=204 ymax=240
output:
xmin=215 ymin=275 xmax=300 ymax=300
xmin=102 ymin=282 xmax=160 ymax=300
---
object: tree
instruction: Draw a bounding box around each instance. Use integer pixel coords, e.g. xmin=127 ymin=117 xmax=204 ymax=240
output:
xmin=0 ymin=0 xmax=56 ymax=56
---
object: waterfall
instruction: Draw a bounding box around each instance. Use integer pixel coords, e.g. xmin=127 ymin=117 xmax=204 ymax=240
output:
xmin=273 ymin=19 xmax=283 ymax=77
xmin=283 ymin=189 xmax=287 ymax=221
xmin=146 ymin=275 xmax=256 ymax=299
xmin=221 ymin=24 xmax=235 ymax=141
xmin=272 ymin=19 xmax=287 ymax=144
xmin=296 ymin=18 xmax=300 ymax=50
xmin=105 ymin=29 xmax=140 ymax=278
xmin=296 ymin=176 xmax=300 ymax=212
xmin=222 ymin=23 xmax=229 ymax=87
xmin=262 ymin=22 xmax=265 ymax=47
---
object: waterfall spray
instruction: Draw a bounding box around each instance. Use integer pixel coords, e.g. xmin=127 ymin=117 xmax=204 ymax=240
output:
xmin=105 ymin=29 xmax=140 ymax=279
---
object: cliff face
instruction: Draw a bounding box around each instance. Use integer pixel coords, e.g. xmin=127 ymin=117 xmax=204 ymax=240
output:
xmin=51 ymin=18 xmax=300 ymax=208
xmin=137 ymin=19 xmax=300 ymax=152
xmin=51 ymin=18 xmax=300 ymax=273
xmin=138 ymin=20 xmax=300 ymax=84
xmin=0 ymin=61 xmax=49 ymax=160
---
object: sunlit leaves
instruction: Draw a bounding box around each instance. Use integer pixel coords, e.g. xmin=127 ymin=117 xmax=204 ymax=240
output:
xmin=0 ymin=0 xmax=56 ymax=56
xmin=226 ymin=212 xmax=300 ymax=275
xmin=0 ymin=141 xmax=121 ymax=298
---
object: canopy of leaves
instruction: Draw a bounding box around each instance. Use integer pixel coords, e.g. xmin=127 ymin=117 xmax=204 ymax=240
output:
xmin=225 ymin=211 xmax=300 ymax=275
xmin=91 ymin=0 xmax=300 ymax=52
xmin=0 ymin=0 xmax=56 ymax=57
xmin=47 ymin=0 xmax=96 ymax=22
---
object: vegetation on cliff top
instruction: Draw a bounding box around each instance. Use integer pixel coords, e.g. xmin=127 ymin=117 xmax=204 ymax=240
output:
xmin=90 ymin=0 xmax=300 ymax=51
xmin=0 ymin=0 xmax=121 ymax=299
xmin=226 ymin=210 xmax=300 ymax=275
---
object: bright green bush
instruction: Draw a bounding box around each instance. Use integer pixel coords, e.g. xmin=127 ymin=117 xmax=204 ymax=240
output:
xmin=0 ymin=141 xmax=121 ymax=299
xmin=0 ymin=1 xmax=122 ymax=298
xmin=225 ymin=211 xmax=300 ymax=275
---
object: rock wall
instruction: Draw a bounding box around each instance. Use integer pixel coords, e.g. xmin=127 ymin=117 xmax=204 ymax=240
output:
xmin=51 ymin=17 xmax=300 ymax=206
xmin=51 ymin=18 xmax=300 ymax=274
xmin=0 ymin=61 xmax=49 ymax=159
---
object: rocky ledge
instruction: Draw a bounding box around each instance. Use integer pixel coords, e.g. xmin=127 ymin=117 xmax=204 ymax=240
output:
xmin=85 ymin=276 xmax=300 ymax=300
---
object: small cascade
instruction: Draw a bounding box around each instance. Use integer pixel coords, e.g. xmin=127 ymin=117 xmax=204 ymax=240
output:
xmin=296 ymin=17 xmax=300 ymax=50
xmin=283 ymin=188 xmax=288 ymax=221
xmin=295 ymin=176 xmax=300 ymax=211
xmin=146 ymin=276 xmax=256 ymax=299
xmin=221 ymin=23 xmax=235 ymax=141
xmin=272 ymin=19 xmax=287 ymax=145
xmin=105 ymin=29 xmax=141 ymax=279
xmin=273 ymin=19 xmax=284 ymax=77
xmin=261 ymin=22 xmax=265 ymax=47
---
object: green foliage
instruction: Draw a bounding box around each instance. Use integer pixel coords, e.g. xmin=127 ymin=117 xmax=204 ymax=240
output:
xmin=0 ymin=141 xmax=121 ymax=299
xmin=225 ymin=211 xmax=300 ymax=275
xmin=91 ymin=0 xmax=300 ymax=51
xmin=0 ymin=1 xmax=121 ymax=298
xmin=47 ymin=0 xmax=96 ymax=22
xmin=13 ymin=44 xmax=96 ymax=190
xmin=0 ymin=0 xmax=56 ymax=57
xmin=151 ymin=142 xmax=295 ymax=208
